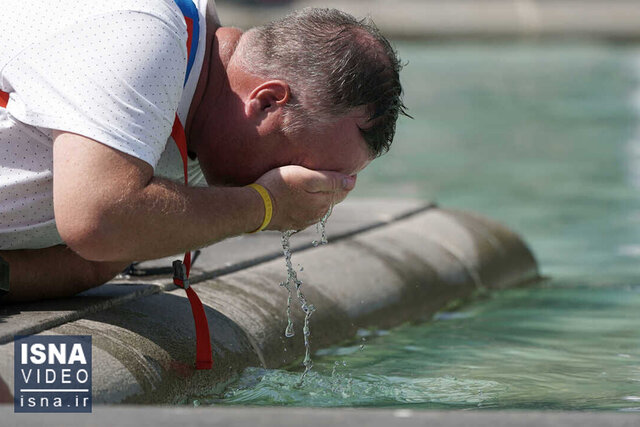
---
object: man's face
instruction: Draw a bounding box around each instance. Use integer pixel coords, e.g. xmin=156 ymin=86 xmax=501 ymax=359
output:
xmin=199 ymin=108 xmax=372 ymax=187
xmin=287 ymin=110 xmax=373 ymax=178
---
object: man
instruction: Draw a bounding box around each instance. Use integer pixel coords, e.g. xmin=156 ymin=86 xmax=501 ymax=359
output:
xmin=0 ymin=1 xmax=405 ymax=301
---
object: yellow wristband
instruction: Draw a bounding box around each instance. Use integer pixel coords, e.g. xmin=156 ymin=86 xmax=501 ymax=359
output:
xmin=246 ymin=183 xmax=273 ymax=233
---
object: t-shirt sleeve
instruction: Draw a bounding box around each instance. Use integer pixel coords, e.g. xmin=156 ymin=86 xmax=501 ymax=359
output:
xmin=2 ymin=10 xmax=187 ymax=169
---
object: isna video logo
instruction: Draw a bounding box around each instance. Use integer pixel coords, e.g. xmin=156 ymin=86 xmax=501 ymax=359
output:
xmin=14 ymin=335 xmax=92 ymax=413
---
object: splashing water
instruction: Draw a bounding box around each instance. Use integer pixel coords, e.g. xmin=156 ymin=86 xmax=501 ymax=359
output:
xmin=279 ymin=230 xmax=299 ymax=340
xmin=280 ymin=231 xmax=316 ymax=384
xmin=312 ymin=205 xmax=333 ymax=247
xmin=280 ymin=207 xmax=333 ymax=384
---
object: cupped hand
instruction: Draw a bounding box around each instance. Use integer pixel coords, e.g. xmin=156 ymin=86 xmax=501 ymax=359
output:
xmin=255 ymin=165 xmax=356 ymax=231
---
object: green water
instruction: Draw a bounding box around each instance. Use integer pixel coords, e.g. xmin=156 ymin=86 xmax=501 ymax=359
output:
xmin=196 ymin=42 xmax=640 ymax=410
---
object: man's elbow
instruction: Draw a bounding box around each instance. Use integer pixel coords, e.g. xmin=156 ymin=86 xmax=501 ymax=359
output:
xmin=56 ymin=213 xmax=125 ymax=262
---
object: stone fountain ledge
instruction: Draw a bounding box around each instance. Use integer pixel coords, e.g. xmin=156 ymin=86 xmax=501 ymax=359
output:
xmin=0 ymin=198 xmax=539 ymax=404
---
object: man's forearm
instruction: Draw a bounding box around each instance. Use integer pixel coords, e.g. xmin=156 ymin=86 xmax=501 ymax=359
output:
xmin=0 ymin=246 xmax=130 ymax=302
xmin=64 ymin=177 xmax=264 ymax=262
xmin=52 ymin=130 xmax=267 ymax=263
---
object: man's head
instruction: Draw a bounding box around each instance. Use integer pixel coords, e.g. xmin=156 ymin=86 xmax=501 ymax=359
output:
xmin=193 ymin=8 xmax=407 ymax=186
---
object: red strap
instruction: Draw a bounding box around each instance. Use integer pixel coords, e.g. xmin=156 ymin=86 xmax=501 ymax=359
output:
xmin=185 ymin=287 xmax=213 ymax=369
xmin=0 ymin=91 xmax=9 ymax=108
xmin=170 ymin=109 xmax=213 ymax=370
xmin=171 ymin=115 xmax=190 ymax=185
xmin=184 ymin=16 xmax=194 ymax=61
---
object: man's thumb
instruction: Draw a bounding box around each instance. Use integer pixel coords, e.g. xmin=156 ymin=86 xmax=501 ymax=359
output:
xmin=342 ymin=175 xmax=356 ymax=191
xmin=304 ymin=170 xmax=356 ymax=192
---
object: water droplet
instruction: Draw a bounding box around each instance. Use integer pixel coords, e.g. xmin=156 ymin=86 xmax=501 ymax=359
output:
xmin=285 ymin=325 xmax=295 ymax=338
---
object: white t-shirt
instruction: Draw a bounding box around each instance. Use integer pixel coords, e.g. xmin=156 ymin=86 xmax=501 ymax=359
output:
xmin=0 ymin=0 xmax=213 ymax=250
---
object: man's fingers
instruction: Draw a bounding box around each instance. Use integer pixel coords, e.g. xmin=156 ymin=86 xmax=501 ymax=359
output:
xmin=342 ymin=175 xmax=356 ymax=191
xmin=300 ymin=169 xmax=356 ymax=193
xmin=256 ymin=165 xmax=358 ymax=231
xmin=332 ymin=187 xmax=351 ymax=205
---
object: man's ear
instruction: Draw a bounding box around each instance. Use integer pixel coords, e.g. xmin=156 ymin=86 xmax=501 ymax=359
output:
xmin=245 ymin=80 xmax=291 ymax=119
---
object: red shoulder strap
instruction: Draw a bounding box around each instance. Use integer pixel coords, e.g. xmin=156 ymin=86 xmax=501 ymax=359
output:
xmin=0 ymin=91 xmax=9 ymax=109
xmin=170 ymin=117 xmax=213 ymax=370
xmin=168 ymin=6 xmax=213 ymax=371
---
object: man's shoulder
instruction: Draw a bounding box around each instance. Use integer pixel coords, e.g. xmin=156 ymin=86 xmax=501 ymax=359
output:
xmin=2 ymin=0 xmax=188 ymax=59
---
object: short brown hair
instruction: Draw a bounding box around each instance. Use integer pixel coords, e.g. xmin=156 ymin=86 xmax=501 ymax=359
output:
xmin=237 ymin=8 xmax=408 ymax=157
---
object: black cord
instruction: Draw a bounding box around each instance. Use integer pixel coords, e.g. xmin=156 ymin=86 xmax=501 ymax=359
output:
xmin=122 ymin=250 xmax=201 ymax=277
